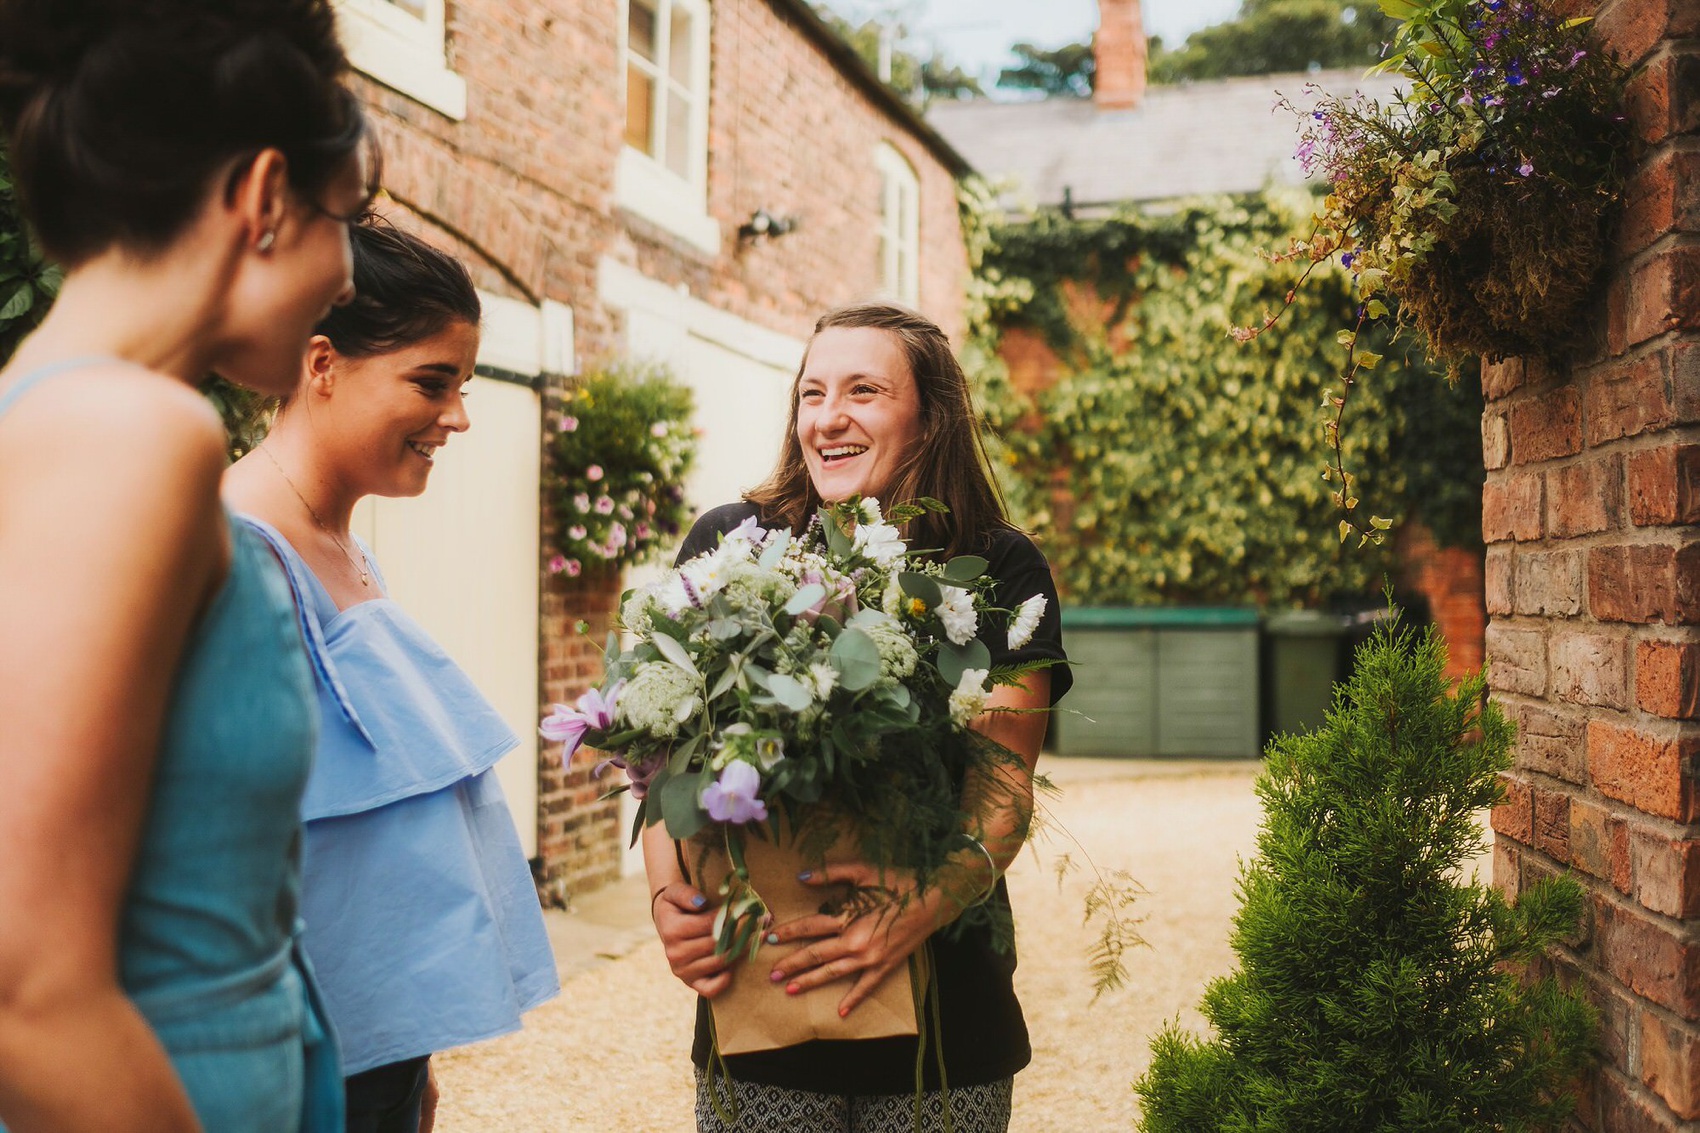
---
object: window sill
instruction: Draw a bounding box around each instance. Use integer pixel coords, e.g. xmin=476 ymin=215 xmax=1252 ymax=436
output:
xmin=339 ymin=3 xmax=467 ymax=121
xmin=614 ymin=148 xmax=721 ymax=257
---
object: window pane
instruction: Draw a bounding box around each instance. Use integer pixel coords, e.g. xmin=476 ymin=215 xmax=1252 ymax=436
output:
xmin=629 ymin=0 xmax=659 ymax=63
xmin=669 ymin=7 xmax=694 ymax=87
xmin=385 ymin=0 xmax=428 ymax=18
xmin=665 ymin=90 xmax=692 ymax=177
xmin=626 ymin=64 xmax=656 ymax=153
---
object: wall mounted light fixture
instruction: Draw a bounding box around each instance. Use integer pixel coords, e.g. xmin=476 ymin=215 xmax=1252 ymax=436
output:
xmin=737 ymin=208 xmax=800 ymax=242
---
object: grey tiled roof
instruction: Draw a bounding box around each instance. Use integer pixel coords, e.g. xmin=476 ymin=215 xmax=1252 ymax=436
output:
xmin=927 ymin=69 xmax=1405 ymax=211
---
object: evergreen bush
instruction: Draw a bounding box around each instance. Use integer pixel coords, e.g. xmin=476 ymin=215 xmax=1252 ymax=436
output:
xmin=1136 ymin=616 xmax=1594 ymax=1132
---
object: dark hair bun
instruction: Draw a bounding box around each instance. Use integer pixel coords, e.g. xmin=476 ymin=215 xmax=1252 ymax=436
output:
xmin=0 ymin=0 xmax=364 ymax=265
xmin=315 ymin=214 xmax=481 ymax=358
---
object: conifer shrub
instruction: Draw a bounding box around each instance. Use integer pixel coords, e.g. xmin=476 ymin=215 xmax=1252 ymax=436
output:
xmin=1136 ymin=616 xmax=1594 ymax=1132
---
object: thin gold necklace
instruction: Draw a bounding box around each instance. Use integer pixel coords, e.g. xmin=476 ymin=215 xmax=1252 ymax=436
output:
xmin=257 ymin=445 xmax=370 ymax=587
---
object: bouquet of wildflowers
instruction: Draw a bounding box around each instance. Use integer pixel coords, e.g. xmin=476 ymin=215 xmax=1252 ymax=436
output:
xmin=542 ymin=497 xmax=1052 ymax=958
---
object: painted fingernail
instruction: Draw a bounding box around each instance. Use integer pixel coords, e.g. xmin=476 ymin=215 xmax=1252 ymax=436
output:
xmin=765 ymin=932 xmax=779 ymax=945
xmin=770 ymin=969 xmax=785 ymax=982
xmin=786 ymin=983 xmax=801 ymax=995
xmin=797 ymin=870 xmax=813 ymax=882
xmin=839 ymin=1006 xmax=850 ymax=1019
xmin=691 ymin=894 xmax=706 ymax=908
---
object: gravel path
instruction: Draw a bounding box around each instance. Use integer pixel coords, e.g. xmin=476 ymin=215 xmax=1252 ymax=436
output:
xmin=432 ymin=757 xmax=1266 ymax=1131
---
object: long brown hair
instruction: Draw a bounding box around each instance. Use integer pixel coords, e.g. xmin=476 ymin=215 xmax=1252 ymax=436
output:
xmin=746 ymin=302 xmax=1014 ymax=559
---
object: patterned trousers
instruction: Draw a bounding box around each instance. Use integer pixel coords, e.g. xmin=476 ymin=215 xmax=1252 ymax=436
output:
xmin=693 ymin=1070 xmax=1013 ymax=1133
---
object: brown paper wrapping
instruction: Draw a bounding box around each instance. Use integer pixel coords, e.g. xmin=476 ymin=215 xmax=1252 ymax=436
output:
xmin=687 ymin=818 xmax=925 ymax=1055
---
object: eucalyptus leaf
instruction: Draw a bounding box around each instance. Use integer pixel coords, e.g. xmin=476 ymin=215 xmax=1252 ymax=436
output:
xmin=936 ymin=638 xmax=992 ymax=687
xmin=650 ymin=631 xmax=700 ymax=680
xmin=783 ymin=584 xmax=827 ymax=616
xmin=764 ymin=673 xmax=814 ymax=713
xmin=941 ymin=555 xmax=989 ymax=584
xmin=758 ymin=530 xmax=791 ymax=570
xmin=898 ymin=571 xmax=942 ymax=608
xmin=659 ymin=770 xmax=710 ymax=841
xmin=829 ymin=628 xmax=882 ymax=692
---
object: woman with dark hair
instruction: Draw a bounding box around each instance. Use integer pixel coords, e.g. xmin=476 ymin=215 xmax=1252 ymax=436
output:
xmin=0 ymin=1 xmax=371 ymax=1130
xmin=644 ymin=302 xmax=1071 ymax=1132
xmin=225 ymin=215 xmax=559 ymax=1133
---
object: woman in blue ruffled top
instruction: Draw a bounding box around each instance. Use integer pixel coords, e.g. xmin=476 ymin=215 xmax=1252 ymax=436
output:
xmin=225 ymin=215 xmax=559 ymax=1133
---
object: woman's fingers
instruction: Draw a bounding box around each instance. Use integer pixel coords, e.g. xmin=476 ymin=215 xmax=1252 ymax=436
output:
xmin=763 ymin=911 xmax=846 ymax=945
xmin=837 ymin=964 xmax=891 ymax=1019
xmin=692 ymin=969 xmax=732 ymax=999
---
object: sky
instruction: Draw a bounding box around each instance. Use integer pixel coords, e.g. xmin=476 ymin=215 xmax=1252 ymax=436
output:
xmin=816 ymin=0 xmax=1243 ymax=89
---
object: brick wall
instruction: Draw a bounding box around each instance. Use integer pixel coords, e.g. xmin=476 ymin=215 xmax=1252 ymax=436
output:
xmin=350 ymin=0 xmax=969 ymax=898
xmin=537 ymin=564 xmax=626 ymax=904
xmin=1397 ymin=522 xmax=1486 ymax=681
xmin=1485 ymin=2 xmax=1700 ymax=1128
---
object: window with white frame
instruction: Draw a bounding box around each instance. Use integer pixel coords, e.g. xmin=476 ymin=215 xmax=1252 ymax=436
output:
xmin=335 ymin=0 xmax=467 ymax=120
xmin=616 ymin=0 xmax=717 ymax=254
xmin=875 ymin=144 xmax=920 ymax=306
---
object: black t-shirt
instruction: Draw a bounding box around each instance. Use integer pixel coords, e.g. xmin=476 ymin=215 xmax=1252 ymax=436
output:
xmin=673 ymin=502 xmax=1070 ymax=1094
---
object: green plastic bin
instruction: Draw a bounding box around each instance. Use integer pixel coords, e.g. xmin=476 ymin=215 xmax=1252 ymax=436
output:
xmin=1054 ymin=607 xmax=1261 ymax=758
xmin=1262 ymin=610 xmax=1351 ymax=742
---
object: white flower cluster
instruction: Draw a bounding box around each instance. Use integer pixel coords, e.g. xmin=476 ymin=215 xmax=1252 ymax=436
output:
xmin=935 ymin=585 xmax=978 ymax=646
xmin=618 ymin=661 xmax=700 ymax=737
xmin=949 ymin=667 xmax=990 ymax=726
xmin=861 ymin=616 xmax=919 ymax=680
xmin=1007 ymin=594 xmax=1047 ymax=651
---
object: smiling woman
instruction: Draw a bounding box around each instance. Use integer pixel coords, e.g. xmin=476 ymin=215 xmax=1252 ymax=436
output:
xmin=223 ymin=215 xmax=559 ymax=1133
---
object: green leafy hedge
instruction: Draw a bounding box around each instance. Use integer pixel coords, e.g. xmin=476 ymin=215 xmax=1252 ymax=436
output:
xmin=963 ymin=186 xmax=1483 ymax=609
xmin=0 ymin=143 xmax=60 ymax=365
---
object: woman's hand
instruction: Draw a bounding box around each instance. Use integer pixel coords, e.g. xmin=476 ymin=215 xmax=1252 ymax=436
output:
xmin=763 ymin=863 xmax=949 ymax=1019
xmin=652 ymin=882 xmax=733 ymax=999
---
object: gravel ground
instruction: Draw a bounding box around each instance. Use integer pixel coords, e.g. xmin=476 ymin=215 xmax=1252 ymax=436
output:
xmin=431 ymin=757 xmax=1268 ymax=1131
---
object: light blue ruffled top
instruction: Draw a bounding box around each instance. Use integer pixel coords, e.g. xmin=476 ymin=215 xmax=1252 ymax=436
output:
xmin=240 ymin=517 xmax=559 ymax=1075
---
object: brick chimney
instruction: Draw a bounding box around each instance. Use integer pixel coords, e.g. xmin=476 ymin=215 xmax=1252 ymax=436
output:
xmin=1094 ymin=0 xmax=1147 ymax=110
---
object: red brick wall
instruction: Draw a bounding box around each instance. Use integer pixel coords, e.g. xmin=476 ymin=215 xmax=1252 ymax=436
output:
xmin=1485 ymin=3 xmax=1700 ymax=1128
xmin=1397 ymin=523 xmax=1486 ymax=681
xmin=351 ymin=0 xmax=969 ymax=897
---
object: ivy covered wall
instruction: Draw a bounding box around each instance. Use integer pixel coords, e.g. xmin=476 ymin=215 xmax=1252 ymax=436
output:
xmin=963 ymin=185 xmax=1484 ymax=609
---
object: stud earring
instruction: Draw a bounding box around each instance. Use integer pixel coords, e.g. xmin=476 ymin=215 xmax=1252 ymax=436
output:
xmin=257 ymin=230 xmax=277 ymax=253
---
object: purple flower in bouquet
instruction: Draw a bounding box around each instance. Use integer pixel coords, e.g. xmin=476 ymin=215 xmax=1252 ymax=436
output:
xmin=540 ymin=680 xmax=625 ymax=761
xmin=595 ymin=749 xmax=665 ymax=799
xmin=700 ymin=761 xmax=768 ymax=825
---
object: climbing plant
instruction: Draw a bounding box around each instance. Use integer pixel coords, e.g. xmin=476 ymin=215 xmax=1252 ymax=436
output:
xmin=0 ymin=142 xmax=60 ymax=366
xmin=960 ymin=183 xmax=1483 ymax=608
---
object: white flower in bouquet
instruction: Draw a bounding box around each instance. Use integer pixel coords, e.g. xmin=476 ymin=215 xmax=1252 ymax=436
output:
xmin=949 ymin=667 xmax=991 ymax=726
xmin=852 ymin=521 xmax=906 ymax=567
xmin=936 ymin=585 xmax=979 ymax=646
xmin=1007 ymin=594 xmax=1048 ymax=651
xmin=857 ymin=497 xmax=884 ymax=525
xmin=620 ymin=660 xmax=701 ymax=736
xmin=806 ymin=662 xmax=839 ymax=701
xmin=861 ymin=615 xmax=919 ymax=680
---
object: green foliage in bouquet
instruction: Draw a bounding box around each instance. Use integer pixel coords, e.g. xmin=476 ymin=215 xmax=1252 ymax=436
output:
xmin=545 ymin=360 xmax=696 ymax=576
xmin=1135 ymin=616 xmax=1594 ymax=1132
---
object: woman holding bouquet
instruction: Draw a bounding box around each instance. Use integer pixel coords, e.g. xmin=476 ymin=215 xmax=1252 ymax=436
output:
xmin=644 ymin=302 xmax=1070 ymax=1132
xmin=225 ymin=216 xmax=559 ymax=1133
